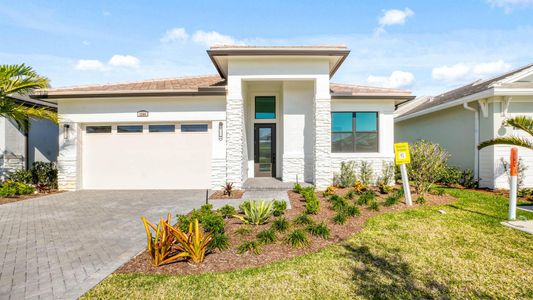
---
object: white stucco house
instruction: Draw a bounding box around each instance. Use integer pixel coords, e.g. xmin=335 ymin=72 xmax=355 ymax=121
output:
xmin=1 ymin=95 xmax=58 ymax=179
xmin=35 ymin=45 xmax=413 ymax=190
xmin=396 ymin=63 xmax=533 ymax=189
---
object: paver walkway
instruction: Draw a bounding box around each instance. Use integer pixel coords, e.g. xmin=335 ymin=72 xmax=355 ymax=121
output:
xmin=0 ymin=190 xmax=206 ymax=299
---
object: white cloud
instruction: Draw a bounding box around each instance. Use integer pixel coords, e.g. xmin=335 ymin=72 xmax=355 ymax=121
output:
xmin=379 ymin=8 xmax=414 ymax=26
xmin=74 ymin=59 xmax=106 ymax=71
xmin=432 ymin=60 xmax=512 ymax=82
xmin=367 ymin=70 xmax=415 ymax=88
xmin=192 ymin=30 xmax=243 ymax=46
xmin=487 ymin=0 xmax=533 ymax=11
xmin=160 ymin=27 xmax=189 ymax=43
xmin=108 ymin=55 xmax=140 ymax=68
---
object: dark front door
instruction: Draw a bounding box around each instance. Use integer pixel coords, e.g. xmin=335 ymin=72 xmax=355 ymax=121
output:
xmin=254 ymin=124 xmax=276 ymax=177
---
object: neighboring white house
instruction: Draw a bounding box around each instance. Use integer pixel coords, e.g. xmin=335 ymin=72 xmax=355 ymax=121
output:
xmin=35 ymin=45 xmax=413 ymax=190
xmin=0 ymin=95 xmax=59 ymax=179
xmin=396 ymin=63 xmax=533 ymax=189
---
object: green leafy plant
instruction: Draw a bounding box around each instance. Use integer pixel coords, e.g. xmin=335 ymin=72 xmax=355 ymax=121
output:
xmin=294 ymin=213 xmax=314 ymax=225
xmin=234 ymin=200 xmax=273 ymax=225
xmin=322 ymin=185 xmax=336 ymax=197
xmin=272 ymin=217 xmax=290 ymax=232
xmin=440 ymin=166 xmax=462 ymax=187
xmin=293 ymin=183 xmax=302 ymax=193
xmin=210 ymin=233 xmax=229 ymax=251
xmin=332 ymin=212 xmax=348 ymax=225
xmin=0 ymin=181 xmax=35 ymax=197
xmin=359 ymin=161 xmax=374 ymax=186
xmin=407 ymin=140 xmax=449 ymax=196
xmin=344 ymin=205 xmax=361 ymax=217
xmin=176 ymin=204 xmax=227 ymax=251
xmin=235 ymin=226 xmax=252 ymax=235
xmin=345 ymin=189 xmax=356 ymax=200
xmin=306 ymin=222 xmax=330 ymax=239
xmin=7 ymin=169 xmax=33 ymax=184
xmin=256 ymin=228 xmax=276 ymax=244
xmin=272 ymin=200 xmax=287 ymax=217
xmin=384 ymin=195 xmax=399 ymax=206
xmin=218 ymin=204 xmax=237 ymax=218
xmin=357 ymin=190 xmax=375 ymax=205
xmin=305 ymin=197 xmax=320 ymax=214
xmin=430 ymin=188 xmax=446 ymax=196
xmin=31 ymin=161 xmax=58 ymax=191
xmin=237 ymin=240 xmax=261 ymax=255
xmin=286 ymin=229 xmax=309 ymax=248
xmin=353 ymin=181 xmax=367 ymax=194
xmin=415 ymin=196 xmax=427 ymax=204
xmin=377 ymin=181 xmax=393 ymax=194
xmin=461 ymin=169 xmax=478 ymax=189
xmin=377 ymin=160 xmax=395 ymax=185
xmin=330 ymin=194 xmax=349 ymax=211
xmin=141 ymin=213 xmax=182 ymax=267
xmin=333 ymin=161 xmax=356 ymax=188
xmin=368 ymin=200 xmax=380 ymax=211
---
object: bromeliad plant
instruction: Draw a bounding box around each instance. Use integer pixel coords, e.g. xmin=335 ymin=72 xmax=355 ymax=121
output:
xmin=167 ymin=218 xmax=213 ymax=264
xmin=234 ymin=200 xmax=273 ymax=225
xmin=141 ymin=213 xmax=183 ymax=267
xmin=222 ymin=182 xmax=234 ymax=196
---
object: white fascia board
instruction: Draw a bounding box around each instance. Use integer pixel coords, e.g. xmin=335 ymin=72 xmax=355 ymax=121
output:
xmin=394 ymin=89 xmax=494 ymax=122
xmin=493 ymin=88 xmax=533 ymax=96
xmin=498 ymin=66 xmax=533 ymax=84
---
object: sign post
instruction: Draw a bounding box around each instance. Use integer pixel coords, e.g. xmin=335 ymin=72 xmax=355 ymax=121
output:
xmin=509 ymin=147 xmax=518 ymax=220
xmin=394 ymin=143 xmax=412 ymax=206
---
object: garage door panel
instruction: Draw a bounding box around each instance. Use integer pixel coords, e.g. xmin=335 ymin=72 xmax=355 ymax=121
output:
xmin=83 ymin=125 xmax=211 ymax=189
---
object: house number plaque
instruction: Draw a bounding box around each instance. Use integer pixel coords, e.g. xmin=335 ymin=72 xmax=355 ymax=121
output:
xmin=137 ymin=110 xmax=149 ymax=117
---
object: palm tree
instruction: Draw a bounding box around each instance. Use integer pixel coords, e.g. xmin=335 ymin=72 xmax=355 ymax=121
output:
xmin=478 ymin=116 xmax=533 ymax=150
xmin=0 ymin=64 xmax=58 ymax=132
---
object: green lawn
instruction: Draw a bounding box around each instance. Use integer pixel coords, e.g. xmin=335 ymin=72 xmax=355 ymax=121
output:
xmin=83 ymin=189 xmax=533 ymax=299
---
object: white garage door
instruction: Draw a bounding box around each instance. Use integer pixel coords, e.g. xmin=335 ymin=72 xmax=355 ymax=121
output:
xmin=82 ymin=123 xmax=212 ymax=189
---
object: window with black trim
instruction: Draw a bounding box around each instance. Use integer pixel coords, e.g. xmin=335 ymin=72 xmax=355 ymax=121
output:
xmin=86 ymin=126 xmax=111 ymax=133
xmin=117 ymin=125 xmax=143 ymax=133
xmin=331 ymin=112 xmax=378 ymax=153
xmin=181 ymin=124 xmax=208 ymax=132
xmin=255 ymin=96 xmax=276 ymax=119
xmin=149 ymin=124 xmax=175 ymax=133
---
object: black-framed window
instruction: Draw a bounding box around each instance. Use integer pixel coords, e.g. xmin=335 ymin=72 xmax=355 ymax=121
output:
xmin=331 ymin=112 xmax=378 ymax=153
xmin=181 ymin=124 xmax=208 ymax=132
xmin=117 ymin=125 xmax=143 ymax=133
xmin=149 ymin=124 xmax=175 ymax=133
xmin=255 ymin=96 xmax=276 ymax=119
xmin=86 ymin=126 xmax=111 ymax=133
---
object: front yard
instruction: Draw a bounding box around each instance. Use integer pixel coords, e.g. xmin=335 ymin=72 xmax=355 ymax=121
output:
xmin=83 ymin=189 xmax=533 ymax=299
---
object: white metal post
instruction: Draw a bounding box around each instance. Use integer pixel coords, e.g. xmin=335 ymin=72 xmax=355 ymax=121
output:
xmin=509 ymin=176 xmax=517 ymax=220
xmin=400 ymin=164 xmax=412 ymax=206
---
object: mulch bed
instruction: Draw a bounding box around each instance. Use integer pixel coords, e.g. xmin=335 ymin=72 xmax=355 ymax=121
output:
xmin=209 ymin=190 xmax=245 ymax=199
xmin=116 ymin=187 xmax=456 ymax=276
xmin=0 ymin=190 xmax=63 ymax=206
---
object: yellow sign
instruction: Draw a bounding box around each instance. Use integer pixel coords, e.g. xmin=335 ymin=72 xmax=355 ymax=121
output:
xmin=394 ymin=143 xmax=411 ymax=165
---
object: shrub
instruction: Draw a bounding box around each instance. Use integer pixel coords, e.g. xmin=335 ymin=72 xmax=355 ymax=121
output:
xmin=332 ymin=212 xmax=348 ymax=225
xmin=235 ymin=226 xmax=252 ymax=235
xmin=222 ymin=182 xmax=234 ymax=196
xmin=141 ymin=213 xmax=179 ymax=266
xmin=345 ymin=189 xmax=356 ymax=200
xmin=237 ymin=240 xmax=261 ymax=255
xmin=272 ymin=200 xmax=287 ymax=217
xmin=368 ymin=200 xmax=380 ymax=211
xmin=430 ymin=188 xmax=446 ymax=196
xmin=256 ymin=228 xmax=276 ymax=244
xmin=272 ymin=217 xmax=290 ymax=232
xmin=0 ymin=181 xmax=35 ymax=197
xmin=344 ymin=205 xmax=361 ymax=217
xmin=218 ymin=204 xmax=236 ymax=218
xmin=31 ymin=162 xmax=58 ymax=191
xmin=407 ymin=140 xmax=449 ymax=195
xmin=305 ymin=197 xmax=320 ymax=214
xmin=353 ymin=181 xmax=367 ymax=194
xmin=461 ymin=169 xmax=478 ymax=189
xmin=333 ymin=161 xmax=356 ymax=188
xmin=294 ymin=213 xmax=314 ymax=225
xmin=377 ymin=160 xmax=395 ymax=185
xmin=209 ymin=233 xmax=229 ymax=251
xmin=384 ymin=195 xmax=399 ymax=206
xmin=168 ymin=218 xmax=213 ymax=263
xmin=235 ymin=200 xmax=273 ymax=225
xmin=357 ymin=190 xmax=375 ymax=205
xmin=415 ymin=196 xmax=427 ymax=204
xmin=359 ymin=161 xmax=374 ymax=186
xmin=377 ymin=181 xmax=393 ymax=194
xmin=8 ymin=169 xmax=33 ymax=184
xmin=286 ymin=229 xmax=309 ymax=247
xmin=306 ymin=222 xmax=330 ymax=239
xmin=177 ymin=204 xmax=227 ymax=251
xmin=440 ymin=166 xmax=462 ymax=187
xmin=293 ymin=183 xmax=302 ymax=193
xmin=322 ymin=185 xmax=336 ymax=197
xmin=300 ymin=186 xmax=316 ymax=198
xmin=330 ymin=195 xmax=349 ymax=211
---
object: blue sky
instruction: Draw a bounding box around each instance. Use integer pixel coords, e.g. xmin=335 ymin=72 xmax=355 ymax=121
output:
xmin=1 ymin=0 xmax=532 ymax=95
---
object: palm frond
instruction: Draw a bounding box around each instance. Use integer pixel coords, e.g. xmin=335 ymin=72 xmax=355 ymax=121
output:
xmin=0 ymin=99 xmax=58 ymax=132
xmin=478 ymin=136 xmax=533 ymax=150
xmin=0 ymin=64 xmax=50 ymax=96
xmin=504 ymin=116 xmax=533 ymax=138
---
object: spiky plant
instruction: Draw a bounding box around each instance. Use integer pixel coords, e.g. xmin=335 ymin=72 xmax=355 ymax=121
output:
xmin=234 ymin=200 xmax=273 ymax=225
xmin=141 ymin=213 xmax=185 ymax=266
xmin=166 ymin=218 xmax=213 ymax=264
xmin=478 ymin=116 xmax=533 ymax=150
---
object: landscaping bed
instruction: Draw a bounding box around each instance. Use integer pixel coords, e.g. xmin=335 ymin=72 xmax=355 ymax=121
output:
xmin=116 ymin=186 xmax=455 ymax=275
xmin=208 ymin=189 xmax=244 ymax=199
xmin=0 ymin=190 xmax=62 ymax=205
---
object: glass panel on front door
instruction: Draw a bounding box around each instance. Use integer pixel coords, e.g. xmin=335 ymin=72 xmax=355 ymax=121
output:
xmin=254 ymin=124 xmax=276 ymax=177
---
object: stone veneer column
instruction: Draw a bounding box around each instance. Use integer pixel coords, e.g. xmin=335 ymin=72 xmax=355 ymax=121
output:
xmin=225 ymin=97 xmax=244 ymax=189
xmin=58 ymin=122 xmax=81 ymax=190
xmin=313 ymin=97 xmax=332 ymax=190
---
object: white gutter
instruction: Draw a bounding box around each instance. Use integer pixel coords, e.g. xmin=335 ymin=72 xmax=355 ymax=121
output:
xmin=463 ymin=102 xmax=479 ymax=180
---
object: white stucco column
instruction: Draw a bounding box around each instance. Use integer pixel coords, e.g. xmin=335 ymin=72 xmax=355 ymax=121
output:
xmin=58 ymin=122 xmax=81 ymax=190
xmin=313 ymin=77 xmax=332 ymax=189
xmin=225 ymin=77 xmax=245 ymax=188
xmin=211 ymin=120 xmax=227 ymax=189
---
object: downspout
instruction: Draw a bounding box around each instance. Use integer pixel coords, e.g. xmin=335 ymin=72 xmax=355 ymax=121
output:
xmin=463 ymin=103 xmax=479 ymax=180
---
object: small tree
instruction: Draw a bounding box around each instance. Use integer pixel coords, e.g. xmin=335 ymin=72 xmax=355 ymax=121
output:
xmin=358 ymin=161 xmax=374 ymax=186
xmin=407 ymin=140 xmax=449 ymax=195
xmin=333 ymin=161 xmax=356 ymax=188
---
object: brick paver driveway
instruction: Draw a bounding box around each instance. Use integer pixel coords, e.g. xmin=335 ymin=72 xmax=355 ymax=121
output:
xmin=0 ymin=190 xmax=206 ymax=299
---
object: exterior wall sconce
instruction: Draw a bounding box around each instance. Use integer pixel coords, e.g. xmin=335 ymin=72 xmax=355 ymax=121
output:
xmin=218 ymin=122 xmax=223 ymax=141
xmin=63 ymin=124 xmax=70 ymax=140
